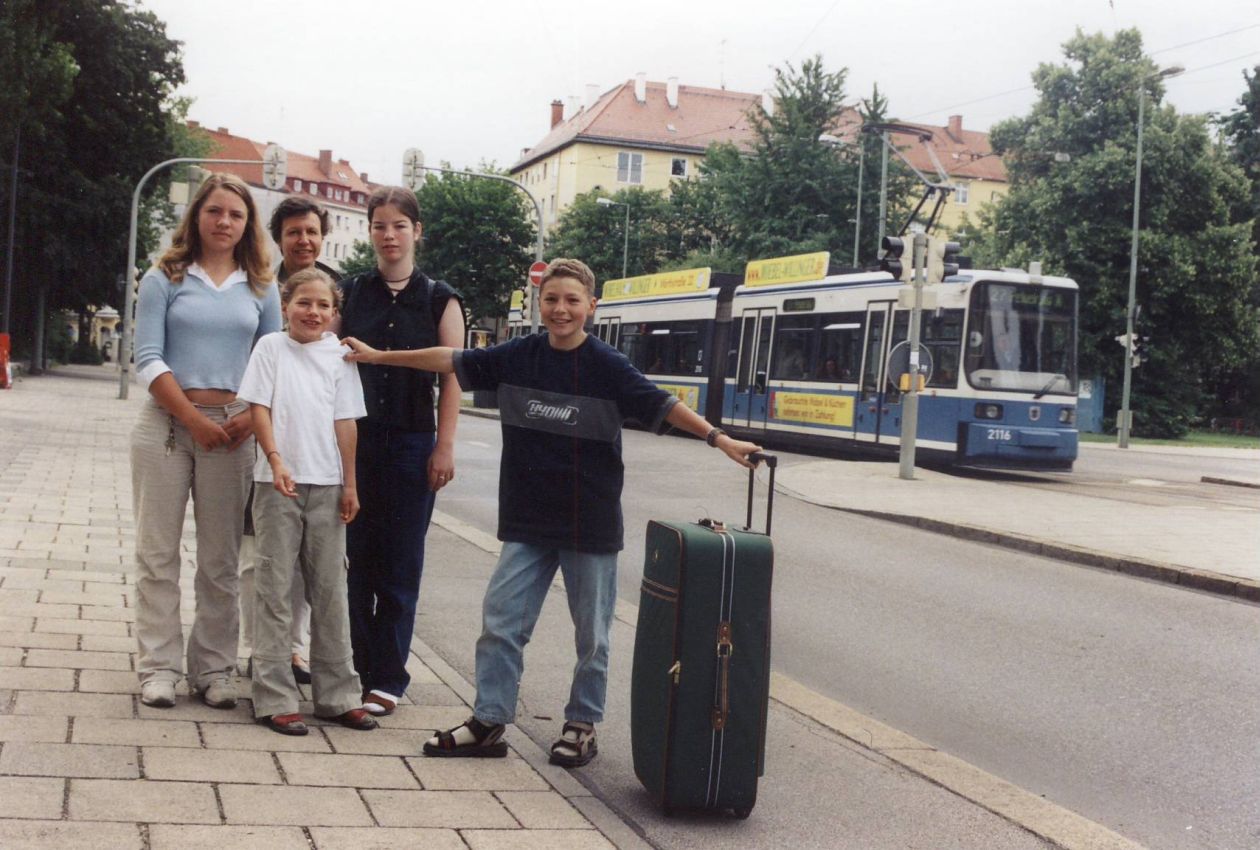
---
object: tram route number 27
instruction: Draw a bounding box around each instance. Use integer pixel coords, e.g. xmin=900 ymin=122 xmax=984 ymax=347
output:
xmin=986 ymin=428 xmax=1013 ymax=441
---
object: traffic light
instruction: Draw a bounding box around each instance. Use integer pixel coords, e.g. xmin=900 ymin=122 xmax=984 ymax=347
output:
xmin=1131 ymin=335 xmax=1150 ymax=368
xmin=880 ymin=236 xmax=906 ymax=280
xmin=926 ymin=238 xmax=961 ymax=283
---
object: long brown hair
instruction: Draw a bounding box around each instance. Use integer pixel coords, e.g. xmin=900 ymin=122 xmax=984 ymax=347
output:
xmin=158 ymin=172 xmax=274 ymax=294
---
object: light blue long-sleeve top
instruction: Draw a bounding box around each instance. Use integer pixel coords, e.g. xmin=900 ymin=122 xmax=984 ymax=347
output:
xmin=134 ymin=263 xmax=282 ymax=391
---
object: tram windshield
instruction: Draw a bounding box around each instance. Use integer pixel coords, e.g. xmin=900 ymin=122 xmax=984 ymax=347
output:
xmin=965 ymin=283 xmax=1077 ymax=394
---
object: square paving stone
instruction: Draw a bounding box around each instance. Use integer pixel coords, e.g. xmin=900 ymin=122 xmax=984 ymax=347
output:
xmin=219 ymin=784 xmax=373 ymax=826
xmin=0 ymin=645 xmax=22 ymax=664
xmin=69 ymin=778 xmax=219 ymax=823
xmin=0 ymin=776 xmax=65 ymax=819
xmin=36 ymin=617 xmax=128 ymax=636
xmin=24 ymin=648 xmax=131 ymax=671
xmin=39 ymin=589 xmax=126 ymax=607
xmin=79 ymin=605 xmax=135 ymax=623
xmin=0 ymin=714 xmax=68 ymax=744
xmin=0 ymin=576 xmax=84 ymax=593
xmin=496 ymin=791 xmax=596 ymax=829
xmin=201 ymin=721 xmax=332 ymax=753
xmin=47 ymin=569 xmax=123 ymax=584
xmin=13 ymin=690 xmax=134 ymax=718
xmin=3 ymin=601 xmax=78 ymax=618
xmin=322 ymin=726 xmax=425 ymax=756
xmin=0 ymin=665 xmax=74 ymax=690
xmin=0 ymin=820 xmax=142 ymax=849
xmin=308 ymin=826 xmax=466 ymax=850
xmin=73 ymin=716 xmax=200 ymax=748
xmin=363 ymin=790 xmax=516 ymax=828
xmin=143 ymin=746 xmax=282 ymax=784
xmin=276 ymin=751 xmax=419 ymax=789
xmin=148 ymin=825 xmax=309 ymax=850
xmin=0 ymin=742 xmax=139 ymax=778
xmin=462 ymin=830 xmax=616 ymax=850
xmin=79 ymin=634 xmax=137 ymax=653
xmin=0 ymin=613 xmax=33 ymax=631
xmin=0 ymin=630 xmax=79 ymax=650
xmin=380 ymin=705 xmax=469 ymax=731
xmin=77 ymin=669 xmax=139 ymax=694
xmin=0 ymin=587 xmax=39 ymax=603
xmin=406 ymin=755 xmax=548 ymax=791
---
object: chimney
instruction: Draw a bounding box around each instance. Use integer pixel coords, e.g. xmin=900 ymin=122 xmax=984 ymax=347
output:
xmin=318 ymin=149 xmax=332 ymax=175
xmin=666 ymin=77 xmax=679 ymax=109
xmin=217 ymin=127 xmax=229 ymax=134
xmin=634 ymin=72 xmax=647 ymax=104
xmin=550 ymin=99 xmax=564 ymax=128
xmin=947 ymin=115 xmax=963 ymax=141
xmin=339 ymin=158 xmax=349 ymax=165
xmin=585 ymin=83 xmax=599 ymax=111
xmin=360 ymin=172 xmax=369 ymax=183
xmin=761 ymin=90 xmax=775 ymax=117
xmin=188 ymin=120 xmax=200 ymax=128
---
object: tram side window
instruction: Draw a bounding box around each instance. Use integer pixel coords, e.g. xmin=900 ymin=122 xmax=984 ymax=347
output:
xmin=664 ymin=321 xmax=704 ymax=376
xmin=815 ymin=312 xmax=864 ymax=382
xmin=772 ymin=316 xmax=813 ymax=380
xmin=617 ymin=324 xmax=650 ymax=372
xmin=923 ymin=309 xmax=963 ymax=388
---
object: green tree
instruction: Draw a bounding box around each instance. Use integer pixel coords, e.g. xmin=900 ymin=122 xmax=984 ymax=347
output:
xmin=340 ymin=239 xmax=377 ymax=278
xmin=549 ymin=187 xmax=675 ymax=284
xmin=974 ymin=29 xmax=1259 ymax=436
xmin=0 ymin=0 xmax=187 ymax=362
xmin=417 ymin=166 xmax=535 ymax=326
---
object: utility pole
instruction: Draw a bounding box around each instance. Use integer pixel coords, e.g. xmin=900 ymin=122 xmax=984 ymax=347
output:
xmin=898 ymin=232 xmax=927 ymax=480
xmin=877 ymin=130 xmax=889 ymax=253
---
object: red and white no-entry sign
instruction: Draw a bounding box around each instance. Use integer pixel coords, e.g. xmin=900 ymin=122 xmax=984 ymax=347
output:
xmin=528 ymin=260 xmax=548 ymax=287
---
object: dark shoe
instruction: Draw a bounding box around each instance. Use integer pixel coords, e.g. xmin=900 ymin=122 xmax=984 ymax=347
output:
xmin=261 ymin=713 xmax=308 ymax=736
xmin=423 ymin=716 xmax=508 ymax=758
xmin=316 ymin=708 xmax=378 ymax=730
xmin=291 ymin=661 xmax=311 ymax=685
xmin=549 ymin=721 xmax=597 ymax=767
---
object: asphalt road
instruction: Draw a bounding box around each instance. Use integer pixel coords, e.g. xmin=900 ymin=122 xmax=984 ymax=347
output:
xmin=425 ymin=415 xmax=1260 ymax=850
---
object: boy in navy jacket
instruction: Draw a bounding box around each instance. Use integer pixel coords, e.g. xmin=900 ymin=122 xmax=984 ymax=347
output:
xmin=342 ymin=258 xmax=761 ymax=766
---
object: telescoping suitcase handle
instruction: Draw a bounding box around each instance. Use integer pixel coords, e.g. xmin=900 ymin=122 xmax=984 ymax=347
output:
xmin=744 ymin=452 xmax=777 ymax=536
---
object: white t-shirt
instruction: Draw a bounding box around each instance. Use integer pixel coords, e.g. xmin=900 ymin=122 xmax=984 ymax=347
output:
xmin=238 ymin=331 xmax=366 ymax=485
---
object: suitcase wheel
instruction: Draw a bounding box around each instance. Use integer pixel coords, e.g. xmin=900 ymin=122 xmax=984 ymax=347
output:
xmin=732 ymin=807 xmax=752 ymax=820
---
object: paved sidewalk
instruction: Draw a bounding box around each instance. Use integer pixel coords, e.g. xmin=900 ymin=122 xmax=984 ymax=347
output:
xmin=0 ymin=368 xmax=620 ymax=849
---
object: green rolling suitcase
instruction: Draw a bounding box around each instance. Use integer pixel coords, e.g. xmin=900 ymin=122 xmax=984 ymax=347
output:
xmin=631 ymin=454 xmax=776 ymax=818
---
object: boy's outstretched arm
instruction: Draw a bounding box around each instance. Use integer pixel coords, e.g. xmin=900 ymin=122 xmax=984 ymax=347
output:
xmin=341 ymin=337 xmax=455 ymax=373
xmin=664 ymin=402 xmax=763 ymax=468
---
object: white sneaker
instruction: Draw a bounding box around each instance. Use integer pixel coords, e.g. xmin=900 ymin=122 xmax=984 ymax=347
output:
xmin=199 ymin=677 xmax=237 ymax=710
xmin=140 ymin=680 xmax=176 ymax=708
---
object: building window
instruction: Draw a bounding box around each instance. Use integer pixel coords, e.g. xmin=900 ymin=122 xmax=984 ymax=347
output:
xmin=671 ymin=157 xmax=688 ymax=178
xmin=293 ymin=179 xmax=302 ymax=192
xmin=617 ymin=151 xmax=643 ymax=184
xmin=955 ymin=182 xmax=969 ymax=204
xmin=542 ymin=162 xmax=547 ymax=180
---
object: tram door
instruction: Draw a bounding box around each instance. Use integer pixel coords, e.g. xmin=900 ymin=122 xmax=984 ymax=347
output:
xmin=731 ymin=308 xmax=776 ymax=430
xmin=603 ymin=317 xmax=620 ymax=349
xmin=855 ymin=302 xmax=901 ymax=445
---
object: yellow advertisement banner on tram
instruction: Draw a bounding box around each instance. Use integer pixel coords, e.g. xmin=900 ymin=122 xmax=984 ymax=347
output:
xmin=601 ymin=268 xmax=711 ymax=302
xmin=771 ymin=391 xmax=853 ymax=427
xmin=744 ymin=252 xmax=830 ymax=288
xmin=656 ymin=383 xmax=701 ymax=410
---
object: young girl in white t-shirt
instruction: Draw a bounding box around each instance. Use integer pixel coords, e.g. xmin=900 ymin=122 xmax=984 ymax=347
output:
xmin=237 ymin=268 xmax=376 ymax=735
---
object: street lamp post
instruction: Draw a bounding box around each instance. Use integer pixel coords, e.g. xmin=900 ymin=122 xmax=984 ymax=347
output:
xmin=817 ymin=133 xmax=863 ymax=266
xmin=596 ymin=197 xmax=629 ymax=278
xmin=1119 ymin=64 xmax=1183 ymax=449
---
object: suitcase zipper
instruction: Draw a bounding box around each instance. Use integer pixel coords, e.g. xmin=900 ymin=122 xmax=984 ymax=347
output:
xmin=668 ymin=660 xmax=681 ymax=684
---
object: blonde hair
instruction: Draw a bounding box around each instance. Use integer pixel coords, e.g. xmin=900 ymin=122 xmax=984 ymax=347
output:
xmin=158 ymin=172 xmax=274 ymax=295
xmin=540 ymin=258 xmax=596 ymax=297
xmin=282 ymin=268 xmax=341 ymax=309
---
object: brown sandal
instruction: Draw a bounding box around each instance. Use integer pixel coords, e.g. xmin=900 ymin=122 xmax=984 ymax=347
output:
xmin=316 ymin=708 xmax=379 ymax=731
xmin=422 ymin=716 xmax=508 ymax=758
xmin=261 ymin=713 xmax=309 ymax=736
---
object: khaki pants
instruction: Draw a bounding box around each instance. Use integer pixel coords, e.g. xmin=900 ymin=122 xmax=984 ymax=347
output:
xmin=239 ymin=532 xmax=311 ymax=660
xmin=131 ymin=399 xmax=251 ymax=688
xmin=251 ymin=484 xmax=361 ymax=718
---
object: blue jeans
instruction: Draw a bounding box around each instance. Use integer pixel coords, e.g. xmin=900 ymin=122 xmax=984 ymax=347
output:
xmin=474 ymin=542 xmax=618 ymax=726
xmin=346 ymin=423 xmax=436 ymax=698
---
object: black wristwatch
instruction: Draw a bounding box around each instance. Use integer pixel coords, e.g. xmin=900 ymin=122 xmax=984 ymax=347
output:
xmin=705 ymin=427 xmax=726 ymax=447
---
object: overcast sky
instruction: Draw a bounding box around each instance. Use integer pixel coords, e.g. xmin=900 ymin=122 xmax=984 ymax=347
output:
xmin=141 ymin=0 xmax=1259 ymax=186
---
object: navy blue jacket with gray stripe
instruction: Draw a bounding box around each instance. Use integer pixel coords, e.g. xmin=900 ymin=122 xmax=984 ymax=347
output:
xmin=453 ymin=333 xmax=677 ymax=553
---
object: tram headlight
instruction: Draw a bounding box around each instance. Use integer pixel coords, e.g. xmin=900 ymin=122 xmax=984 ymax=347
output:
xmin=1058 ymin=407 xmax=1076 ymax=425
xmin=975 ymin=403 xmax=1003 ymax=420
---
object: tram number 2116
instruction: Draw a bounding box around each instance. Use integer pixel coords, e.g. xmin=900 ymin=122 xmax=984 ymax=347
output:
xmin=986 ymin=428 xmax=1013 ymax=441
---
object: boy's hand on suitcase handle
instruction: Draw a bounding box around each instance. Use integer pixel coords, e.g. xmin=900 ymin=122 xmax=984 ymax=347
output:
xmin=721 ymin=436 xmax=764 ymax=468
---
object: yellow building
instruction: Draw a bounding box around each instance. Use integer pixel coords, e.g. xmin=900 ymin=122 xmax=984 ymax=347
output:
xmin=511 ymin=76 xmax=763 ymax=227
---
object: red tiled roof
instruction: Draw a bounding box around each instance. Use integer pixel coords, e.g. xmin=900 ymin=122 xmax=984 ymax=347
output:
xmin=829 ymin=114 xmax=1007 ymax=183
xmin=192 ymin=124 xmax=374 ymax=200
xmin=512 ymin=81 xmax=764 ymax=171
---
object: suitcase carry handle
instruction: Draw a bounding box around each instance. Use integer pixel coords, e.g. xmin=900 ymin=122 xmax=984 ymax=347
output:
xmin=745 ymin=452 xmax=777 ymax=536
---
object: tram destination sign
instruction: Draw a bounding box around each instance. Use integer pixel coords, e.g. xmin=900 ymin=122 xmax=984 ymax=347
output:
xmin=744 ymin=251 xmax=830 ymax=288
xmin=601 ymin=268 xmax=711 ymax=302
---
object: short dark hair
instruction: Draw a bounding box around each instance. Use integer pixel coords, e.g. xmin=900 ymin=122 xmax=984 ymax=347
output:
xmin=269 ymin=196 xmax=331 ymax=243
xmin=367 ymin=186 xmax=421 ymax=225
xmin=540 ymin=258 xmax=596 ymax=296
